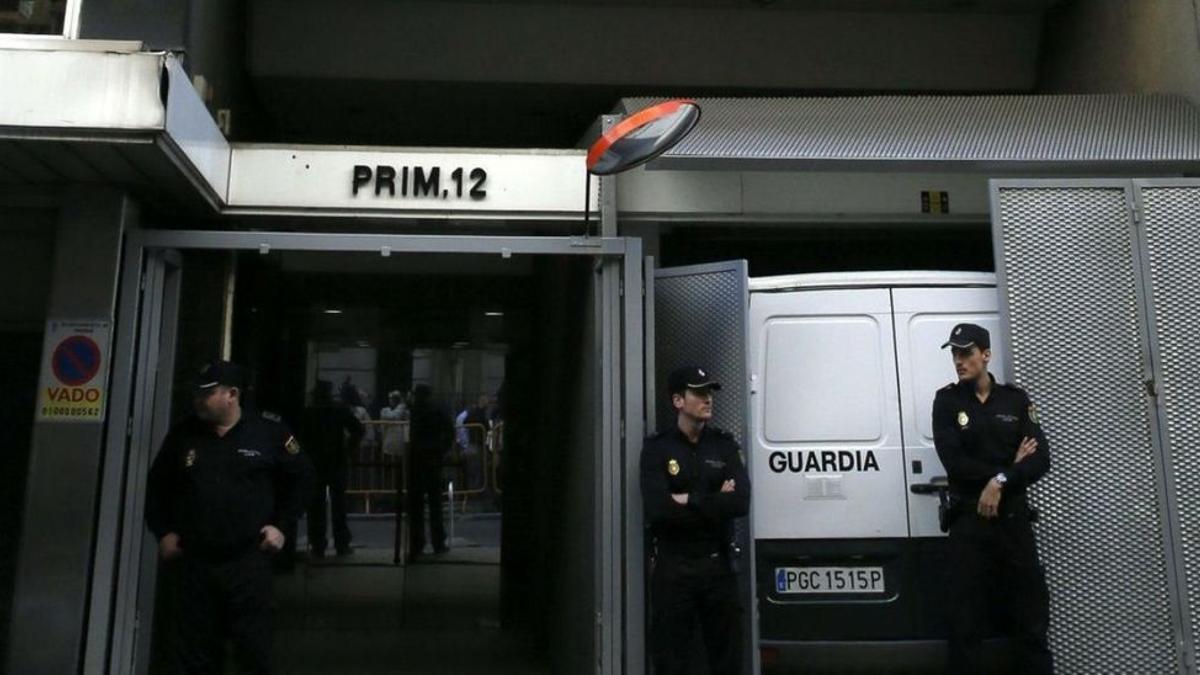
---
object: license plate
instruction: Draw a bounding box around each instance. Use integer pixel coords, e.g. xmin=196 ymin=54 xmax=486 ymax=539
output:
xmin=774 ymin=566 xmax=885 ymax=594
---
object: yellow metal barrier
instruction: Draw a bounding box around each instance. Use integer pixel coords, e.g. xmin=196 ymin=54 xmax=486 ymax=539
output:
xmin=345 ymin=420 xmax=505 ymax=512
xmin=346 ymin=420 xmax=406 ymax=514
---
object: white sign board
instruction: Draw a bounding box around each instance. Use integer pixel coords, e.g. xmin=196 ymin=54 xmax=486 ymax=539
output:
xmin=37 ymin=319 xmax=112 ymax=423
xmin=227 ymin=146 xmax=595 ymax=218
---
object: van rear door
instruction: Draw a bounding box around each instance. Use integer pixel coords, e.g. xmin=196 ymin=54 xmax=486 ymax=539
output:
xmin=751 ymin=286 xmax=907 ymax=542
xmin=891 ymin=286 xmax=1004 ymax=537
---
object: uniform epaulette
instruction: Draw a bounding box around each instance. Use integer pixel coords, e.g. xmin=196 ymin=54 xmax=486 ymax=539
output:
xmin=938 ymin=382 xmax=957 ymax=392
xmin=260 ymin=411 xmax=283 ymax=423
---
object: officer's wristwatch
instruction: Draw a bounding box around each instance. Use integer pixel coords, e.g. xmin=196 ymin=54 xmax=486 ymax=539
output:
xmin=992 ymin=472 xmax=1008 ymax=489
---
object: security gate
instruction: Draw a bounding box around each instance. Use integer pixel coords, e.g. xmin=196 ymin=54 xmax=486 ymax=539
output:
xmin=991 ymin=179 xmax=1200 ymax=673
xmin=650 ymin=261 xmax=757 ymax=675
xmin=85 ymin=230 xmax=643 ymax=675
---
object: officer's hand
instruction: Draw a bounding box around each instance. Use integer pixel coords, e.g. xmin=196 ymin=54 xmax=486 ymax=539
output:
xmin=159 ymin=532 xmax=183 ymax=561
xmin=977 ymin=480 xmax=1002 ymax=518
xmin=1014 ymin=436 xmax=1038 ymax=463
xmin=671 ymin=493 xmax=689 ymax=505
xmin=259 ymin=525 xmax=286 ymax=553
xmin=720 ymin=480 xmax=735 ymax=493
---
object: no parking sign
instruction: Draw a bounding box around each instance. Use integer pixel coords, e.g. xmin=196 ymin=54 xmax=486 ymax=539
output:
xmin=38 ymin=319 xmax=111 ymax=422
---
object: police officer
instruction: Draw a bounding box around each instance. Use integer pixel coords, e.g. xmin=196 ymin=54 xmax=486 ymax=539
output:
xmin=302 ymin=379 xmax=364 ymax=558
xmin=640 ymin=366 xmax=750 ymax=675
xmin=145 ymin=360 xmax=311 ymax=675
xmin=931 ymin=324 xmax=1053 ymax=674
xmin=406 ymin=384 xmax=454 ymax=562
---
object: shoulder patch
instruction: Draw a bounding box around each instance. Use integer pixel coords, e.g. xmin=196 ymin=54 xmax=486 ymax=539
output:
xmin=285 ymin=435 xmax=301 ymax=455
xmin=939 ymin=382 xmax=957 ymax=392
xmin=260 ymin=411 xmax=282 ymax=423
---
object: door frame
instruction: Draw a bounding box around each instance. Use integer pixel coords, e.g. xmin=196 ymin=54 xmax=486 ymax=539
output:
xmin=86 ymin=229 xmax=643 ymax=675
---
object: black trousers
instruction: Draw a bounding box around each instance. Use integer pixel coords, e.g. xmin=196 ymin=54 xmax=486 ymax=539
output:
xmin=650 ymin=550 xmax=743 ymax=675
xmin=307 ymin=458 xmax=351 ymax=553
xmin=175 ymin=549 xmax=273 ymax=675
xmin=407 ymin=455 xmax=446 ymax=554
xmin=948 ymin=508 xmax=1053 ymax=675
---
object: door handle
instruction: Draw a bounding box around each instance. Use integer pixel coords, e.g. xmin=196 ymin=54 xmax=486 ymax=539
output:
xmin=909 ymin=476 xmax=949 ymax=495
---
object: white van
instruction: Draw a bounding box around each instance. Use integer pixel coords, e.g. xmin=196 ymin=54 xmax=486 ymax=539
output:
xmin=747 ymin=270 xmax=1005 ymax=671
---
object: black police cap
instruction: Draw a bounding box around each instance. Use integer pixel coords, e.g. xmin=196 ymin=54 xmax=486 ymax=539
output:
xmin=195 ymin=359 xmax=248 ymax=390
xmin=941 ymin=323 xmax=991 ymax=350
xmin=667 ymin=366 xmax=722 ymax=395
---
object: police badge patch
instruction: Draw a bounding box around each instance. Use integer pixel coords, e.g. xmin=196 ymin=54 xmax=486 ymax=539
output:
xmin=1028 ymin=404 xmax=1039 ymax=425
xmin=285 ymin=435 xmax=301 ymax=455
xmin=667 ymin=459 xmax=680 ymax=476
xmin=957 ymin=411 xmax=970 ymax=428
xmin=185 ymin=448 xmax=197 ymax=468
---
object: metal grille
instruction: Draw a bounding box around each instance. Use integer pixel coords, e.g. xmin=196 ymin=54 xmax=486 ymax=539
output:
xmin=653 ymin=263 xmax=749 ymax=445
xmin=1140 ymin=184 xmax=1200 ymax=661
xmin=994 ymin=186 xmax=1178 ymax=673
xmin=620 ymin=95 xmax=1200 ymax=168
xmin=652 ymin=261 xmax=752 ymax=675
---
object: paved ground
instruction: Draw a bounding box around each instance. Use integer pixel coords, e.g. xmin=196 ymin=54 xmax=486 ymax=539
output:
xmin=272 ymin=513 xmax=546 ymax=675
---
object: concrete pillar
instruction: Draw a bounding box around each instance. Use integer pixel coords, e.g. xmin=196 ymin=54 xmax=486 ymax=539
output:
xmin=7 ymin=188 xmax=135 ymax=675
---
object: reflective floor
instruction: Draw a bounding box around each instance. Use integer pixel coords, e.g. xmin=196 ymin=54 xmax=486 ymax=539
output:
xmin=273 ymin=515 xmax=546 ymax=675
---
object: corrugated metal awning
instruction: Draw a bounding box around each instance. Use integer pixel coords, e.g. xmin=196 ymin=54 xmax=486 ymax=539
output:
xmin=617 ymin=95 xmax=1200 ymax=172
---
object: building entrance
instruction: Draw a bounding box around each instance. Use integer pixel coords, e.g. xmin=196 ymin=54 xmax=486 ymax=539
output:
xmin=88 ymin=230 xmax=643 ymax=675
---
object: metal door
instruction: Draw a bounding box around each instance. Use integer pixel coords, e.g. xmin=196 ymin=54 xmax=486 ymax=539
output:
xmin=651 ymin=260 xmax=757 ymax=675
xmin=749 ymin=287 xmax=905 ymax=541
xmin=990 ymin=180 xmax=1183 ymax=673
xmin=891 ymin=286 xmax=1004 ymax=538
xmin=1135 ymin=179 xmax=1200 ymax=673
xmin=83 ymin=247 xmax=182 ymax=675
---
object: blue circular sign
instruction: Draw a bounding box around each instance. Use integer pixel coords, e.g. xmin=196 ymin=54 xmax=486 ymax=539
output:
xmin=52 ymin=335 xmax=101 ymax=387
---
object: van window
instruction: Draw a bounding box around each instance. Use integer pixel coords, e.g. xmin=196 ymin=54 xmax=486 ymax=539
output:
xmin=762 ymin=316 xmax=884 ymax=443
xmin=907 ymin=313 xmax=1003 ymax=442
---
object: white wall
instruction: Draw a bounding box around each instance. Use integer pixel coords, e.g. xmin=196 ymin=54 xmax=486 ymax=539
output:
xmin=1040 ymin=0 xmax=1200 ymax=108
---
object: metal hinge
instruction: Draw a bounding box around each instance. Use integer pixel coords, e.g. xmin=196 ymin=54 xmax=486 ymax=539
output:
xmin=620 ymin=419 xmax=626 ymax=440
xmin=1145 ymin=378 xmax=1158 ymax=398
xmin=1131 ymin=205 xmax=1142 ymax=224
xmin=619 ymin=280 xmax=624 ymax=297
xmin=139 ymin=272 xmax=148 ymax=291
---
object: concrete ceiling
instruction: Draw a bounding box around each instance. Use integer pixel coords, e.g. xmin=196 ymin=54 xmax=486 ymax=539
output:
xmin=243 ymin=0 xmax=1065 ymax=147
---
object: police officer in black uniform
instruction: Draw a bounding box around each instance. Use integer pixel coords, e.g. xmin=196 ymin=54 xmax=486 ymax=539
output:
xmin=640 ymin=366 xmax=750 ymax=675
xmin=302 ymin=379 xmax=364 ymax=558
xmin=145 ymin=360 xmax=311 ymax=675
xmin=931 ymin=324 xmax=1054 ymax=674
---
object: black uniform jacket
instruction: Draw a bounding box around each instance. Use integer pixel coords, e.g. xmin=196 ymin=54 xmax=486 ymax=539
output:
xmin=932 ymin=374 xmax=1050 ymax=500
xmin=145 ymin=411 xmax=312 ymax=559
xmin=299 ymin=402 xmax=364 ymax=471
xmin=640 ymin=424 xmax=751 ymax=556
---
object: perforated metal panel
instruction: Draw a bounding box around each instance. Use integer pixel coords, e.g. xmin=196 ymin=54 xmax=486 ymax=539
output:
xmin=654 ymin=262 xmax=749 ymax=443
xmin=1140 ymin=183 xmax=1200 ymax=664
xmin=993 ymin=184 xmax=1179 ymax=673
xmin=652 ymin=261 xmax=754 ymax=675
